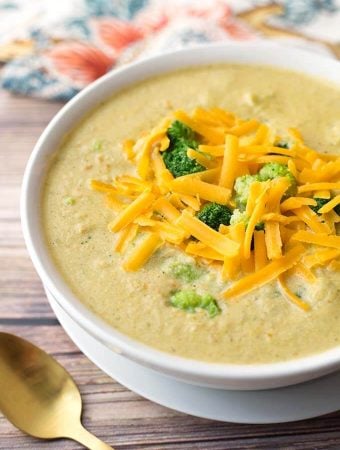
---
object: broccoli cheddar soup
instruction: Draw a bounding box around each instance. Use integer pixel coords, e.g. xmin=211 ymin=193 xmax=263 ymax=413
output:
xmin=42 ymin=64 xmax=340 ymax=364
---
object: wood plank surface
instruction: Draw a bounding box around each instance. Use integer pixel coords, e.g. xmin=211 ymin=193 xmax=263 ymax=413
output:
xmin=1 ymin=88 xmax=340 ymax=449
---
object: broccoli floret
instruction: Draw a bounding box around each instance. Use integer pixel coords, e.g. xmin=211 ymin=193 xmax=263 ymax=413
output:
xmin=275 ymin=141 xmax=290 ymax=149
xmin=169 ymin=262 xmax=201 ymax=282
xmin=162 ymin=120 xmax=205 ymax=178
xmin=91 ymin=139 xmax=104 ymax=152
xmin=233 ymin=174 xmax=260 ymax=210
xmin=63 ymin=196 xmax=75 ymax=206
xmin=255 ymin=222 xmax=265 ymax=231
xmin=197 ymin=202 xmax=233 ymax=231
xmin=310 ymin=197 xmax=340 ymax=216
xmin=258 ymin=162 xmax=294 ymax=182
xmin=170 ymin=290 xmax=221 ymax=318
xmin=229 ymin=209 xmax=264 ymax=231
xmin=258 ymin=162 xmax=297 ymax=197
xmin=167 ymin=120 xmax=198 ymax=148
xmin=310 ymin=198 xmax=329 ymax=215
xmin=233 ymin=164 xmax=296 ymax=209
xmin=163 ymin=144 xmax=204 ymax=177
xmin=230 ymin=209 xmax=249 ymax=226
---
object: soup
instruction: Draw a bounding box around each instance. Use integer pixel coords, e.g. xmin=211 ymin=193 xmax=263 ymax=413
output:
xmin=42 ymin=64 xmax=340 ymax=364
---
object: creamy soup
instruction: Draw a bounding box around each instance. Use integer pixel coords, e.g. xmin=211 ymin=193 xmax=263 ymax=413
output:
xmin=42 ymin=64 xmax=340 ymax=364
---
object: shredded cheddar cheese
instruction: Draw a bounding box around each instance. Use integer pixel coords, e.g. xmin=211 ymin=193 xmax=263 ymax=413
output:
xmin=328 ymin=260 xmax=340 ymax=271
xmin=123 ymin=232 xmax=162 ymax=271
xmin=318 ymin=195 xmax=340 ymax=214
xmin=186 ymin=241 xmax=225 ymax=261
xmin=187 ymin=148 xmax=215 ymax=169
xmin=91 ymin=107 xmax=340 ymax=308
xmin=290 ymin=262 xmax=317 ymax=284
xmin=303 ymin=248 xmax=340 ymax=268
xmin=298 ymin=182 xmax=340 ymax=194
xmin=224 ymin=222 xmax=245 ymax=280
xmin=177 ymin=211 xmax=239 ymax=257
xmin=244 ymin=185 xmax=268 ymax=259
xmin=223 ymin=245 xmax=305 ymax=299
xmin=254 ymin=230 xmax=268 ymax=271
xmin=280 ymin=197 xmax=317 ymax=212
xmin=171 ymin=176 xmax=231 ymax=204
xmin=265 ymin=221 xmax=282 ymax=260
xmin=219 ymin=134 xmax=239 ymax=189
xmin=122 ymin=139 xmax=135 ymax=161
xmin=108 ymin=191 xmax=155 ymax=232
xmin=277 ymin=274 xmax=310 ymax=311
xmin=114 ymin=223 xmax=138 ymax=253
xmin=292 ymin=206 xmax=330 ymax=234
xmin=292 ymin=230 xmax=340 ymax=250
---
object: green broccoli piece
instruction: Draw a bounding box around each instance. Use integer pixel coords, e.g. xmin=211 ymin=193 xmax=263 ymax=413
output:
xmin=258 ymin=162 xmax=297 ymax=197
xmin=310 ymin=198 xmax=329 ymax=215
xmin=162 ymin=120 xmax=205 ymax=178
xmin=310 ymin=197 xmax=340 ymax=216
xmin=258 ymin=162 xmax=294 ymax=182
xmin=170 ymin=290 xmax=221 ymax=318
xmin=169 ymin=262 xmax=202 ymax=282
xmin=229 ymin=209 xmax=263 ymax=231
xmin=91 ymin=139 xmax=104 ymax=152
xmin=233 ymin=174 xmax=260 ymax=210
xmin=163 ymin=144 xmax=204 ymax=178
xmin=197 ymin=202 xmax=233 ymax=231
xmin=255 ymin=221 xmax=265 ymax=231
xmin=275 ymin=141 xmax=290 ymax=149
xmin=230 ymin=209 xmax=249 ymax=226
xmin=63 ymin=196 xmax=75 ymax=206
xmin=167 ymin=120 xmax=198 ymax=148
xmin=233 ymin=163 xmax=296 ymax=209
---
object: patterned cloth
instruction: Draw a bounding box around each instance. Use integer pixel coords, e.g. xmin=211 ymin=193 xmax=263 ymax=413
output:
xmin=0 ymin=0 xmax=339 ymax=100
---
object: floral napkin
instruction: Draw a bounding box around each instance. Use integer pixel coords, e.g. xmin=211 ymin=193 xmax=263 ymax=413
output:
xmin=0 ymin=0 xmax=339 ymax=100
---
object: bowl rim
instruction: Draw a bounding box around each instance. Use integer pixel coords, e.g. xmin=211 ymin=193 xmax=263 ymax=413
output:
xmin=21 ymin=41 xmax=340 ymax=382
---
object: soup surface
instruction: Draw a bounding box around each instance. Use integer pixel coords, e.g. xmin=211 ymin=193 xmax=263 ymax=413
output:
xmin=42 ymin=64 xmax=340 ymax=364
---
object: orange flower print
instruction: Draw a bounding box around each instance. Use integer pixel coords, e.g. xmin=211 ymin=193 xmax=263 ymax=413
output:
xmin=222 ymin=20 xmax=253 ymax=40
xmin=95 ymin=18 xmax=143 ymax=54
xmin=47 ymin=42 xmax=115 ymax=85
xmin=187 ymin=1 xmax=252 ymax=40
xmin=134 ymin=10 xmax=169 ymax=35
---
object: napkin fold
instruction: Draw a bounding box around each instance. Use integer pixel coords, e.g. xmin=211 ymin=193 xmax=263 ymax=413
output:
xmin=0 ymin=0 xmax=339 ymax=100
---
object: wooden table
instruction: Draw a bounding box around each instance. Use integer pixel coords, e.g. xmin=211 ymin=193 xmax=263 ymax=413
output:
xmin=1 ymin=89 xmax=340 ymax=450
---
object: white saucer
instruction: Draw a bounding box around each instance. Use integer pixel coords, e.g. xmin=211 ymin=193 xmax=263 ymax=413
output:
xmin=46 ymin=287 xmax=340 ymax=424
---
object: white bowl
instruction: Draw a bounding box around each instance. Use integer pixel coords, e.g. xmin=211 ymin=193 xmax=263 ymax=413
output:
xmin=21 ymin=42 xmax=340 ymax=390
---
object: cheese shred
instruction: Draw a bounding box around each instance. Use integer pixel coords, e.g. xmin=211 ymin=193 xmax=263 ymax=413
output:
xmin=91 ymin=107 xmax=340 ymax=308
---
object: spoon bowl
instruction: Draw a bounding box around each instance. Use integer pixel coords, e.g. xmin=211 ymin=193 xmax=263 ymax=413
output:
xmin=0 ymin=332 xmax=113 ymax=449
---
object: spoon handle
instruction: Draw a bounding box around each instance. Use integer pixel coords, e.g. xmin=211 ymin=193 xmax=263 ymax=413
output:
xmin=67 ymin=424 xmax=114 ymax=450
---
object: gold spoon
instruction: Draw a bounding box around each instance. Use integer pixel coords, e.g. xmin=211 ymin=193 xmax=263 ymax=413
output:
xmin=0 ymin=332 xmax=114 ymax=449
